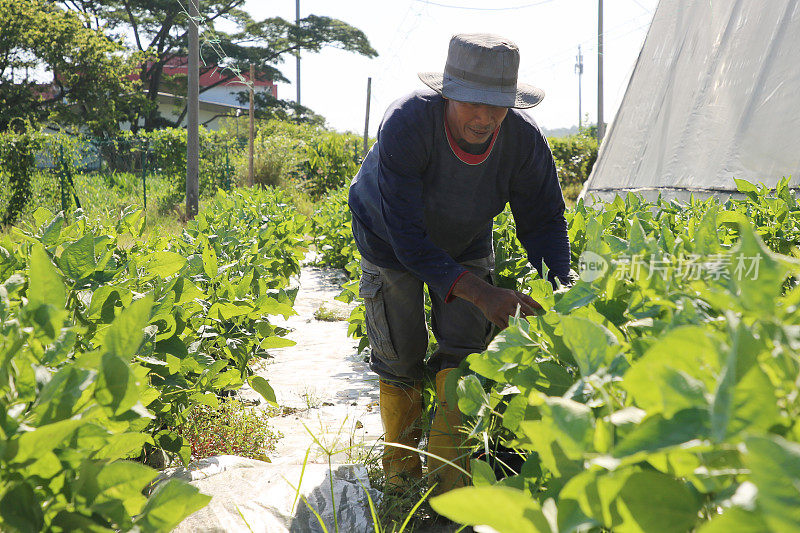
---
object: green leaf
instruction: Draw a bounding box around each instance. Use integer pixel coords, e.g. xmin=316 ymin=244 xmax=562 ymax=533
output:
xmin=135 ymin=479 xmax=211 ymax=533
xmin=559 ymin=316 xmax=619 ymax=376
xmin=470 ymin=321 xmax=537 ymax=381
xmin=260 ymin=335 xmax=296 ymax=349
xmin=188 ymin=391 xmax=219 ymax=408
xmin=617 ymin=471 xmax=700 ymax=532
xmin=525 ymin=397 xmax=594 ymax=457
xmin=250 ymin=376 xmax=277 ymax=406
xmin=502 ymin=394 xmax=528 ymax=432
xmin=470 ymin=459 xmax=497 ymax=486
xmin=734 ymin=178 xmax=760 ymax=200
xmin=104 ymin=296 xmax=153 ymax=361
xmin=171 ymin=277 xmax=205 ymax=305
xmin=208 ymin=301 xmax=252 ymax=320
xmin=697 ymin=507 xmax=769 ymax=533
xmin=726 ymin=222 xmax=794 ymax=315
xmin=6 ymin=418 xmax=85 ymax=464
xmin=41 ymin=212 xmax=65 ymax=248
xmin=536 ymin=362 xmax=573 ymax=396
xmin=256 ymin=296 xmax=297 ymax=318
xmin=612 ymin=408 xmax=710 ymax=460
xmin=744 ymin=435 xmax=800 ymax=532
xmin=559 ymin=468 xmax=634 ymax=529
xmin=430 ymin=486 xmax=551 ymax=533
xmin=692 ymin=206 xmax=720 ymax=255
xmin=58 ymin=233 xmax=96 ymax=279
xmin=33 ymin=206 xmax=55 ymax=228
xmin=527 ymin=278 xmax=555 ymax=310
xmin=28 ymin=243 xmax=65 ymax=309
xmin=628 ymin=217 xmax=647 ymax=255
xmin=711 ymin=324 xmax=779 ymax=441
xmin=155 ymin=335 xmax=189 ymax=358
xmin=553 ymin=282 xmax=597 ymax=314
xmin=716 ymin=210 xmax=750 ymax=227
xmin=141 ymin=251 xmax=186 ymax=278
xmin=78 ymin=460 xmax=155 ymax=515
xmin=0 ymin=482 xmax=44 ymax=533
xmin=94 ymin=433 xmax=150 ymax=461
xmin=202 ymin=243 xmax=219 ymax=278
xmin=623 ymin=326 xmax=721 ymax=417
xmin=88 ymin=286 xmax=132 ymax=322
xmin=457 ymin=375 xmax=490 ymax=417
xmin=32 ymin=365 xmax=94 ymax=424
xmin=95 ymin=353 xmax=139 ymax=415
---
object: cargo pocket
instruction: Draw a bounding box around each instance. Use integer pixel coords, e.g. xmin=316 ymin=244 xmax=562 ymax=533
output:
xmin=359 ymin=271 xmax=399 ymax=360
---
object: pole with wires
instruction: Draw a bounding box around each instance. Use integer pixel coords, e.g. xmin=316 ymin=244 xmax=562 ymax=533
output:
xmin=597 ymin=0 xmax=605 ymax=142
xmin=575 ymin=45 xmax=583 ymax=130
xmin=249 ymin=63 xmax=255 ymax=187
xmin=186 ymin=0 xmax=199 ymax=219
xmin=295 ymin=0 xmax=301 ymax=106
xmin=363 ymin=77 xmax=371 ymax=158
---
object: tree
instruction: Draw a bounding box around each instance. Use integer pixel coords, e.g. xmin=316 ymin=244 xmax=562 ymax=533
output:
xmin=237 ymin=91 xmax=325 ymax=126
xmin=0 ymin=0 xmax=148 ymax=135
xmin=58 ymin=0 xmax=378 ymax=130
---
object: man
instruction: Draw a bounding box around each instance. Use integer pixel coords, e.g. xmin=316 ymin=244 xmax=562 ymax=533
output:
xmin=348 ymin=33 xmax=571 ymax=495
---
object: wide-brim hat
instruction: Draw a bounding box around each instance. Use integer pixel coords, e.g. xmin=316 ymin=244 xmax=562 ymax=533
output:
xmin=418 ymin=33 xmax=544 ymax=109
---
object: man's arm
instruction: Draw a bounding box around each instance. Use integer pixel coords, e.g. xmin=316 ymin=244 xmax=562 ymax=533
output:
xmin=510 ymin=132 xmax=572 ymax=287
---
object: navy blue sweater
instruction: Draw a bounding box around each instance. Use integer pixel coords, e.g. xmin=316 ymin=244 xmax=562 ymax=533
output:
xmin=348 ymin=89 xmax=570 ymax=300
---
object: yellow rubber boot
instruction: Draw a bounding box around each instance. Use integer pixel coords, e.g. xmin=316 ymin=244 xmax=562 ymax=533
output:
xmin=379 ymin=380 xmax=423 ymax=491
xmin=428 ymin=368 xmax=470 ymax=495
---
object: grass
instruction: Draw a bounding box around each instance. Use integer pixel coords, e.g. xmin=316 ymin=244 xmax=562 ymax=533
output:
xmin=300 ymin=386 xmax=325 ymax=410
xmin=314 ymin=303 xmax=349 ymax=322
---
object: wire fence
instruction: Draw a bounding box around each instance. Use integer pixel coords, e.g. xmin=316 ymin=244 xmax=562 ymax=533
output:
xmin=28 ymin=134 xmax=240 ymax=217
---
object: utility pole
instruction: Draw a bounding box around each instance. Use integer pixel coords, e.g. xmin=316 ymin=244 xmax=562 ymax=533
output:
xmin=597 ymin=0 xmax=605 ymax=142
xmin=575 ymin=45 xmax=584 ymax=129
xmin=186 ymin=0 xmax=199 ymax=219
xmin=363 ymin=77 xmax=372 ymax=158
xmin=249 ymin=64 xmax=255 ymax=187
xmin=295 ymin=0 xmax=301 ymax=106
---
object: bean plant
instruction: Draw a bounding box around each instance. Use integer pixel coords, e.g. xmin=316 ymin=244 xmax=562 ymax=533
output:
xmin=0 ymin=187 xmax=309 ymax=531
xmin=313 ymin=178 xmax=800 ymax=532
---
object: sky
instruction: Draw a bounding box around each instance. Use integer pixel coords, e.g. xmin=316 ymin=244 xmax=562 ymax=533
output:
xmin=241 ymin=0 xmax=659 ymax=136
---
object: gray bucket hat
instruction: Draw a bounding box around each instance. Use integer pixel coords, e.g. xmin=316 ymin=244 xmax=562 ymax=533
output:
xmin=418 ymin=33 xmax=544 ymax=109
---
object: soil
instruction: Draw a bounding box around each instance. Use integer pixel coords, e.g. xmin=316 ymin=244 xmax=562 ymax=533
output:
xmin=238 ymin=262 xmax=383 ymax=466
xmin=235 ymin=260 xmax=467 ymax=532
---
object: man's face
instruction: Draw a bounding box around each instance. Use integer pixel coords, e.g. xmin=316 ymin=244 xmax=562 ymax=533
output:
xmin=445 ymin=99 xmax=509 ymax=147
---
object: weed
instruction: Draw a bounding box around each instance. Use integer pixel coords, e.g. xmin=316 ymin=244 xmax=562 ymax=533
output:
xmin=179 ymin=398 xmax=282 ymax=461
xmin=314 ymin=303 xmax=348 ymax=322
xmin=300 ymin=386 xmax=324 ymax=410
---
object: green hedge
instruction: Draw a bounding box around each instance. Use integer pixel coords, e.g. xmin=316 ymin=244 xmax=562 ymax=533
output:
xmin=219 ymin=118 xmax=362 ymax=198
xmin=548 ymin=132 xmax=598 ymax=202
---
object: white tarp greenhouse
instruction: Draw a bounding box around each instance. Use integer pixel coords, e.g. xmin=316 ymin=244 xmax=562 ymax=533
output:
xmin=580 ymin=0 xmax=800 ymax=203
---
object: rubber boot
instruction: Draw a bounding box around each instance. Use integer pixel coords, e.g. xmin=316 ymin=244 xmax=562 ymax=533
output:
xmin=428 ymin=368 xmax=470 ymax=495
xmin=379 ymin=380 xmax=423 ymax=491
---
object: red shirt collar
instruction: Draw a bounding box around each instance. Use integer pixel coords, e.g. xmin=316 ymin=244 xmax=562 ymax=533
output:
xmin=444 ymin=115 xmax=500 ymax=165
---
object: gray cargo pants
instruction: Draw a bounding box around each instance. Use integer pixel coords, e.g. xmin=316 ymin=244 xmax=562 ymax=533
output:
xmin=359 ymin=256 xmax=494 ymax=387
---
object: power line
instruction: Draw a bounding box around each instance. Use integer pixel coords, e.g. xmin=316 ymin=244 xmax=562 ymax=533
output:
xmin=413 ymin=0 xmax=557 ymax=11
xmin=518 ymin=11 xmax=652 ymax=77
xmin=630 ymin=0 xmax=652 ymax=13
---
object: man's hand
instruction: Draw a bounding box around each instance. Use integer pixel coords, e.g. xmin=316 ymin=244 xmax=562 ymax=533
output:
xmin=451 ymin=272 xmax=542 ymax=329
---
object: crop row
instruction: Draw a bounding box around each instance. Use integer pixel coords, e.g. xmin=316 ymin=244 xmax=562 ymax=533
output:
xmin=0 ymin=188 xmax=309 ymax=531
xmin=312 ymin=179 xmax=800 ymax=532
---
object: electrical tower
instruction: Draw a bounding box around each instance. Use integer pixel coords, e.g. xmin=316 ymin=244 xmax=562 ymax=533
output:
xmin=575 ymin=45 xmax=584 ymax=129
